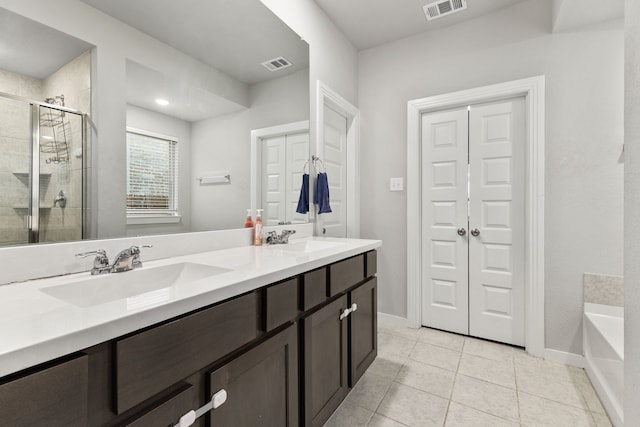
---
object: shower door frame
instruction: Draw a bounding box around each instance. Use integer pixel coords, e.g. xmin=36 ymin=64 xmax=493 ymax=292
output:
xmin=0 ymin=91 xmax=87 ymax=244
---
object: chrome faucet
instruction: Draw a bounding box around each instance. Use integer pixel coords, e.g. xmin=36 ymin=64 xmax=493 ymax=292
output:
xmin=265 ymin=229 xmax=296 ymax=245
xmin=76 ymin=245 xmax=152 ymax=275
xmin=75 ymin=249 xmax=111 ymax=275
xmin=111 ymin=245 xmax=152 ymax=273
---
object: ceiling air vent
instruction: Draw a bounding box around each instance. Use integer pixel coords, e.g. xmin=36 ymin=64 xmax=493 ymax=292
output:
xmin=423 ymin=0 xmax=467 ymax=21
xmin=261 ymin=56 xmax=292 ymax=72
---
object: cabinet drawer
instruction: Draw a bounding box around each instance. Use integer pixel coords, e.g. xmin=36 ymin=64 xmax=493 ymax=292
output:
xmin=264 ymin=277 xmax=299 ymax=332
xmin=123 ymin=383 xmax=196 ymax=427
xmin=0 ymin=354 xmax=88 ymax=426
xmin=115 ymin=292 xmax=258 ymax=413
xmin=208 ymin=324 xmax=298 ymax=426
xmin=329 ymin=255 xmax=365 ymax=296
xmin=365 ymin=250 xmax=377 ymax=277
xmin=302 ymin=267 xmax=327 ymax=311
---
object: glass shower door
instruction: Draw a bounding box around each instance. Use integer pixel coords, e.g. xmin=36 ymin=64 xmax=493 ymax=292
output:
xmin=0 ymin=97 xmax=33 ymax=246
xmin=38 ymin=104 xmax=84 ymax=243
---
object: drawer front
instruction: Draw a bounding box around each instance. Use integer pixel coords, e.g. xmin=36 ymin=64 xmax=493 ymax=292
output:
xmin=115 ymin=292 xmax=258 ymax=414
xmin=264 ymin=278 xmax=299 ymax=332
xmin=329 ymin=255 xmax=365 ymax=296
xmin=302 ymin=267 xmax=327 ymax=311
xmin=365 ymin=250 xmax=377 ymax=277
xmin=123 ymin=383 xmax=196 ymax=427
xmin=0 ymin=354 xmax=88 ymax=426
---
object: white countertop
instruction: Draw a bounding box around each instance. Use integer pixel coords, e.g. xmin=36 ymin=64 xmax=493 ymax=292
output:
xmin=0 ymin=237 xmax=381 ymax=378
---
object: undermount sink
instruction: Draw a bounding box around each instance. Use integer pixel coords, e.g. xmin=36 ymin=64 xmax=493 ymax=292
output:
xmin=279 ymin=240 xmax=346 ymax=253
xmin=40 ymin=262 xmax=231 ymax=308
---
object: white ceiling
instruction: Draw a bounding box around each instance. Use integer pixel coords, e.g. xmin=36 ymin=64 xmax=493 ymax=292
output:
xmin=313 ymin=0 xmax=528 ymax=50
xmin=0 ymin=8 xmax=92 ymax=80
xmin=80 ymin=0 xmax=309 ymax=85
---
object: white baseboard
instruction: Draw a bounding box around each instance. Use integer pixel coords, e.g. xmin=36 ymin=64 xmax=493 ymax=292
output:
xmin=377 ymin=312 xmax=411 ymax=329
xmin=544 ymin=348 xmax=586 ymax=368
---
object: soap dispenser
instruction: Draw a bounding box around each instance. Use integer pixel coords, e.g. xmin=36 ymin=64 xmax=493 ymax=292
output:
xmin=244 ymin=209 xmax=254 ymax=228
xmin=254 ymin=209 xmax=264 ymax=246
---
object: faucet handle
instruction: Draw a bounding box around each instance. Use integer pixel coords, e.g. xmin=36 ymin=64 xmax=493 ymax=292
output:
xmin=130 ymin=245 xmax=152 ymax=268
xmin=76 ymin=249 xmax=107 ymax=260
xmin=76 ymin=249 xmax=110 ymax=272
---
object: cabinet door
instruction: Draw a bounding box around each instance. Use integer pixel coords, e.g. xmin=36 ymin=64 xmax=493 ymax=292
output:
xmin=0 ymin=354 xmax=88 ymax=426
xmin=207 ymin=324 xmax=298 ymax=427
xmin=303 ymin=295 xmax=349 ymax=427
xmin=349 ymin=277 xmax=377 ymax=386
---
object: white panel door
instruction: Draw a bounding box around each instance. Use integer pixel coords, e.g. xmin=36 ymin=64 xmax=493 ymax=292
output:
xmin=287 ymin=132 xmax=310 ymax=223
xmin=321 ymin=105 xmax=347 ymax=237
xmin=262 ymin=135 xmax=286 ymax=226
xmin=421 ymin=107 xmax=470 ymax=335
xmin=468 ymin=98 xmax=525 ymax=345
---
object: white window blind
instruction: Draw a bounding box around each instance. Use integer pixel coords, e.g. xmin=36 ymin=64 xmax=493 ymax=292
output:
xmin=126 ymin=129 xmax=178 ymax=216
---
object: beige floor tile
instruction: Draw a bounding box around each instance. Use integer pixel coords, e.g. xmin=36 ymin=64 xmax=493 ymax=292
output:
xmin=395 ymin=358 xmax=456 ymax=398
xmin=451 ymin=374 xmax=519 ymax=421
xmin=324 ymin=401 xmax=373 ymax=427
xmin=377 ymin=382 xmax=449 ymax=427
xmin=575 ymin=375 xmax=607 ymax=414
xmin=346 ymin=371 xmax=393 ymax=412
xmin=592 ymin=411 xmax=613 ymax=427
xmin=519 ymin=392 xmax=596 ymax=427
xmin=409 ymin=341 xmax=461 ymax=372
xmin=515 ymin=362 xmax=588 ymax=409
xmin=378 ymin=332 xmax=417 ymax=359
xmin=368 ymin=353 xmax=407 ymax=381
xmin=418 ymin=328 xmax=465 ymax=351
xmin=515 ymin=351 xmax=587 ymax=384
xmin=444 ymin=402 xmax=519 ymax=427
xmin=378 ymin=323 xmax=422 ymax=341
xmin=367 ymin=413 xmax=408 ymax=427
xmin=458 ymin=353 xmax=516 ymax=389
xmin=463 ymin=337 xmax=514 ymax=362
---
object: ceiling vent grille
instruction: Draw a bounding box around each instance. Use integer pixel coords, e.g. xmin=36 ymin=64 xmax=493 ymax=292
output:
xmin=423 ymin=0 xmax=467 ymax=21
xmin=261 ymin=56 xmax=292 ymax=72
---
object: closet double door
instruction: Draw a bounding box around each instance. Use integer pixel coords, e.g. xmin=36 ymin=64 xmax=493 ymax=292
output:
xmin=421 ymin=98 xmax=525 ymax=346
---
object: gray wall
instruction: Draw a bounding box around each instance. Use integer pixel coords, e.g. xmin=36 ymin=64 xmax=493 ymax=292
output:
xmin=625 ymin=0 xmax=640 ymax=423
xmin=125 ymin=104 xmax=193 ymax=236
xmin=358 ymin=0 xmax=623 ymax=354
xmin=191 ymin=68 xmax=310 ymax=231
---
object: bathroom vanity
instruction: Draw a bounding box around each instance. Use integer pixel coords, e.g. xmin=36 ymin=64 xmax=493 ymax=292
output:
xmin=0 ymin=237 xmax=380 ymax=426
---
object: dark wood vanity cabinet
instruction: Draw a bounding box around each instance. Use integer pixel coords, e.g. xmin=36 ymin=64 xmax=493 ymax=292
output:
xmin=0 ymin=249 xmax=377 ymax=427
xmin=302 ymin=252 xmax=378 ymax=427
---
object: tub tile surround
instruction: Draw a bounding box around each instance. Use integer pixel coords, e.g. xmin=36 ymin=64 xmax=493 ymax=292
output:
xmin=583 ymin=273 xmax=624 ymax=307
xmin=0 ymin=223 xmax=383 ymax=377
xmin=323 ymin=323 xmax=613 ymax=427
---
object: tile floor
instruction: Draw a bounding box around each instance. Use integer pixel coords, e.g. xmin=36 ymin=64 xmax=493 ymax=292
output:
xmin=324 ymin=323 xmax=613 ymax=427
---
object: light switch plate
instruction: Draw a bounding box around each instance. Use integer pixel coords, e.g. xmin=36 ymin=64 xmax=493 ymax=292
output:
xmin=390 ymin=177 xmax=404 ymax=192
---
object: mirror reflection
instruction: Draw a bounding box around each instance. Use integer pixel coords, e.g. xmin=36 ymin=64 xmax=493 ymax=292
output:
xmin=0 ymin=0 xmax=310 ymax=247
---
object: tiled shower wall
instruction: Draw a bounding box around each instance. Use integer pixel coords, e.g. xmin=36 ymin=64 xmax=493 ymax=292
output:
xmin=0 ymin=50 xmax=90 ymax=246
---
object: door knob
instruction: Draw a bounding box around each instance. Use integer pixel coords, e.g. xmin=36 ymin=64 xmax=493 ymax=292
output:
xmin=457 ymin=228 xmax=466 ymax=236
xmin=471 ymin=228 xmax=480 ymax=237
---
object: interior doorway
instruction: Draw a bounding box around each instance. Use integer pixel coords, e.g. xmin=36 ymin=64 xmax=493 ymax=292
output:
xmin=421 ymin=98 xmax=525 ymax=346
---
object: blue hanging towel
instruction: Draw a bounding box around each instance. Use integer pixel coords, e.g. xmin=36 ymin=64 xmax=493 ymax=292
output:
xmin=314 ymin=172 xmax=332 ymax=214
xmin=296 ymin=173 xmax=309 ymax=214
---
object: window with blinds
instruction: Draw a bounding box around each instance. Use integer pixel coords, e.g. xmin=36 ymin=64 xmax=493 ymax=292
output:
xmin=126 ymin=129 xmax=178 ymax=216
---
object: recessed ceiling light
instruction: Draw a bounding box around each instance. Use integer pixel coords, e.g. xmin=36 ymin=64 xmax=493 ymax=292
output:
xmin=155 ymin=98 xmax=170 ymax=106
xmin=42 ymin=136 xmax=53 ymax=140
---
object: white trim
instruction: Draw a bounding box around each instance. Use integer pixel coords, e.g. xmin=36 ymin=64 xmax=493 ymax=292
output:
xmin=250 ymin=120 xmax=310 ymax=216
xmin=544 ymin=348 xmax=586 ymax=368
xmin=316 ymin=81 xmax=361 ymax=238
xmin=377 ymin=312 xmax=410 ymax=329
xmin=126 ymin=126 xmax=178 ymax=143
xmin=407 ymin=76 xmax=546 ymax=357
xmin=126 ymin=214 xmax=182 ymax=225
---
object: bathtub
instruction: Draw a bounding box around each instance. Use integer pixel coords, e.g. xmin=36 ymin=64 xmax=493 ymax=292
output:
xmin=583 ymin=302 xmax=624 ymax=427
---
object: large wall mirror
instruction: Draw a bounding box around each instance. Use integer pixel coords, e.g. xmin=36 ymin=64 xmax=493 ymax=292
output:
xmin=0 ymin=0 xmax=310 ymax=247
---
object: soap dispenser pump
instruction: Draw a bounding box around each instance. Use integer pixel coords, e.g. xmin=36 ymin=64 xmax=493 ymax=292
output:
xmin=244 ymin=209 xmax=254 ymax=228
xmin=254 ymin=209 xmax=264 ymax=246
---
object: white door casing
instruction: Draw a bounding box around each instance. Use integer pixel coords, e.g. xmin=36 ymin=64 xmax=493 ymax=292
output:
xmin=421 ymin=107 xmax=470 ymax=335
xmin=262 ymin=135 xmax=287 ymax=226
xmin=321 ymin=104 xmax=348 ymax=237
xmin=407 ymin=76 xmax=545 ymax=357
xmin=468 ymin=98 xmax=525 ymax=346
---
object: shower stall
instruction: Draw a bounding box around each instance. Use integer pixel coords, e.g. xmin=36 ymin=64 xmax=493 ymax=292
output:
xmin=0 ymin=92 xmax=87 ymax=246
